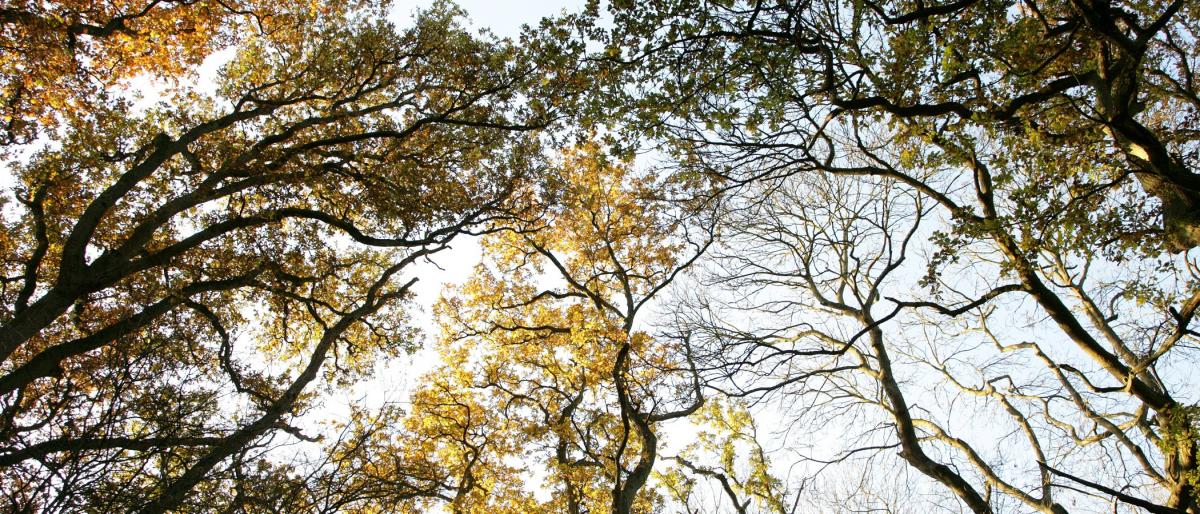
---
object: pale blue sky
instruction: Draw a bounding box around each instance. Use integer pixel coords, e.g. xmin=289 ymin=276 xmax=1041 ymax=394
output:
xmin=393 ymin=0 xmax=588 ymax=38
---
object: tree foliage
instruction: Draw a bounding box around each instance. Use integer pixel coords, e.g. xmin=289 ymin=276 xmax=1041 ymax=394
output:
xmin=582 ymin=0 xmax=1199 ymax=250
xmin=0 ymin=0 xmax=386 ymax=146
xmin=575 ymin=0 xmax=1200 ymax=511
xmin=3 ymin=0 xmax=1200 ymax=513
xmin=395 ymin=142 xmax=713 ymax=513
xmin=0 ymin=3 xmax=567 ymax=512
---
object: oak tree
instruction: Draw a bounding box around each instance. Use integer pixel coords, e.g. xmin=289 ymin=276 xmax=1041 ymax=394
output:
xmin=0 ymin=5 xmax=561 ymax=512
xmin=399 ymin=142 xmax=714 ymax=514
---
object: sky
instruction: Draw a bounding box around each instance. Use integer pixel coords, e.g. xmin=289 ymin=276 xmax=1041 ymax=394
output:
xmin=395 ymin=0 xmax=586 ymax=38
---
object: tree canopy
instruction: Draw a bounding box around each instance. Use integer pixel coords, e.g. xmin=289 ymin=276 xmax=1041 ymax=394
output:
xmin=1 ymin=0 xmax=1198 ymax=513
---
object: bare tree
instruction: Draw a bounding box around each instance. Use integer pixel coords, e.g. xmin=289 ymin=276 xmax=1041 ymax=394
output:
xmin=679 ymin=163 xmax=1198 ymax=513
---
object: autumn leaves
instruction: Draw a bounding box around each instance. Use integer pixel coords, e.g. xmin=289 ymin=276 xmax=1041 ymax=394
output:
xmin=0 ymin=2 xmax=561 ymax=512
